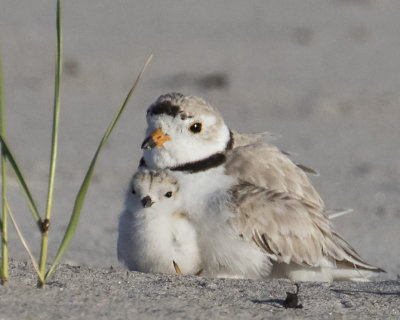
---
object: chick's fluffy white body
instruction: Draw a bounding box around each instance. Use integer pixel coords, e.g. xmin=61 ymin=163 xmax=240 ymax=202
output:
xmin=139 ymin=93 xmax=384 ymax=281
xmin=117 ymin=170 xmax=201 ymax=275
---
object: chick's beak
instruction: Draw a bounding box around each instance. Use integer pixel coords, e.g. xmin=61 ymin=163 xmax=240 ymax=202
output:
xmin=141 ymin=129 xmax=171 ymax=149
xmin=141 ymin=196 xmax=153 ymax=208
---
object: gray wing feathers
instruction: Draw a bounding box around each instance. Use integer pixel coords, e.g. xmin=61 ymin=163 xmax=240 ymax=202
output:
xmin=226 ymin=138 xmax=382 ymax=273
xmin=226 ymin=142 xmax=324 ymax=208
xmin=229 ymin=182 xmax=382 ymax=271
xmin=230 ymin=130 xmax=273 ymax=147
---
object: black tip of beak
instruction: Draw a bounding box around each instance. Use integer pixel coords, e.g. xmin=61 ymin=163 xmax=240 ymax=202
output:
xmin=141 ymin=196 xmax=153 ymax=208
xmin=141 ymin=136 xmax=157 ymax=149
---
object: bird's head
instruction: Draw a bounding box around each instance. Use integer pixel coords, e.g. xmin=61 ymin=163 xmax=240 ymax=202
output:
xmin=141 ymin=93 xmax=231 ymax=169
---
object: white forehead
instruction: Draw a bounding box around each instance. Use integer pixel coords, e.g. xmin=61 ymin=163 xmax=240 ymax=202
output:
xmin=146 ymin=112 xmax=219 ymax=134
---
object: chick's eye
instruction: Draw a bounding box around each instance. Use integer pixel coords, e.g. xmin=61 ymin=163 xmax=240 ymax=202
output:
xmin=131 ymin=188 xmax=136 ymax=194
xmin=164 ymin=191 xmax=173 ymax=198
xmin=189 ymin=122 xmax=202 ymax=134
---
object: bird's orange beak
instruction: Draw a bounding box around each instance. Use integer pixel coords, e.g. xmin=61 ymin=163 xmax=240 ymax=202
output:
xmin=141 ymin=129 xmax=171 ymax=149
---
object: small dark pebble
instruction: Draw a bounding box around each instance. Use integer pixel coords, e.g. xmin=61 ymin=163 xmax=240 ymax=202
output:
xmin=283 ymin=283 xmax=303 ymax=309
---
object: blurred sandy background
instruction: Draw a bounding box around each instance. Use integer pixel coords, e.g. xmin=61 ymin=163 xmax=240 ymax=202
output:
xmin=0 ymin=0 xmax=399 ymax=279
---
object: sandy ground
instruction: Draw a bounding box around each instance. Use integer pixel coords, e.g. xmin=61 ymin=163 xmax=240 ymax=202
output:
xmin=0 ymin=0 xmax=400 ymax=318
xmin=0 ymin=260 xmax=398 ymax=320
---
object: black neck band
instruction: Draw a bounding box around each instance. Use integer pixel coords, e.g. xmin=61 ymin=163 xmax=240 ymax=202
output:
xmin=139 ymin=130 xmax=234 ymax=174
xmin=170 ymin=152 xmax=227 ymax=173
xmin=226 ymin=130 xmax=234 ymax=151
xmin=170 ymin=130 xmax=234 ymax=173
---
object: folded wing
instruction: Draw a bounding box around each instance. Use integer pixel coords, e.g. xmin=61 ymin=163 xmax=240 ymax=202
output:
xmin=229 ymin=181 xmax=381 ymax=272
xmin=226 ymin=142 xmax=324 ymax=208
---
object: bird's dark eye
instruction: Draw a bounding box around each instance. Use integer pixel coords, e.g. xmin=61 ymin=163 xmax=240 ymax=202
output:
xmin=189 ymin=122 xmax=202 ymax=134
xmin=164 ymin=191 xmax=173 ymax=198
xmin=131 ymin=188 xmax=136 ymax=194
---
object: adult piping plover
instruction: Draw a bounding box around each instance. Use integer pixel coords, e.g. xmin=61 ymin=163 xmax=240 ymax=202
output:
xmin=139 ymin=92 xmax=384 ymax=281
xmin=117 ymin=169 xmax=201 ymax=275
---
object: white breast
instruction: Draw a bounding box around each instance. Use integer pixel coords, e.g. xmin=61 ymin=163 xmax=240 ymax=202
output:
xmin=174 ymin=166 xmax=272 ymax=279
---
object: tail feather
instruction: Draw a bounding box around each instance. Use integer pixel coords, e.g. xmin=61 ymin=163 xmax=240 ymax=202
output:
xmin=333 ymin=261 xmax=384 ymax=281
xmin=327 ymin=208 xmax=353 ymax=220
xmin=330 ymin=232 xmax=385 ymax=281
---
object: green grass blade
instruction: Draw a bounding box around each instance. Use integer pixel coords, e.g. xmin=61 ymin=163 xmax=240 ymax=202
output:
xmin=0 ymin=110 xmax=42 ymax=234
xmin=0 ymin=44 xmax=9 ymax=283
xmin=0 ymin=135 xmax=42 ymax=229
xmin=38 ymin=0 xmax=63 ymax=286
xmin=45 ymin=55 xmax=152 ymax=280
xmin=45 ymin=0 xmax=63 ymax=223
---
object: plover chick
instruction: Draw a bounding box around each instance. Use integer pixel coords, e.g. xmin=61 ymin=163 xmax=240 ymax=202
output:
xmin=139 ymin=92 xmax=384 ymax=281
xmin=117 ymin=169 xmax=201 ymax=275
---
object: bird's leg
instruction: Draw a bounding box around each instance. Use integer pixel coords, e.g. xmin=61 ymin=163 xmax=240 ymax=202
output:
xmin=195 ymin=269 xmax=203 ymax=276
xmin=173 ymin=260 xmax=183 ymax=275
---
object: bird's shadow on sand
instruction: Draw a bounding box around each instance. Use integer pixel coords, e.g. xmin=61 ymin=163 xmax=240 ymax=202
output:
xmin=251 ymin=298 xmax=284 ymax=308
xmin=331 ymin=289 xmax=400 ymax=297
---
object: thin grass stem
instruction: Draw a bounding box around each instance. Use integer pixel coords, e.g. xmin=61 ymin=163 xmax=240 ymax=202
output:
xmin=38 ymin=0 xmax=63 ymax=287
xmin=0 ymin=44 xmax=9 ymax=283
xmin=6 ymin=202 xmax=43 ymax=282
xmin=45 ymin=54 xmax=152 ymax=280
xmin=0 ymin=135 xmax=42 ymax=228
